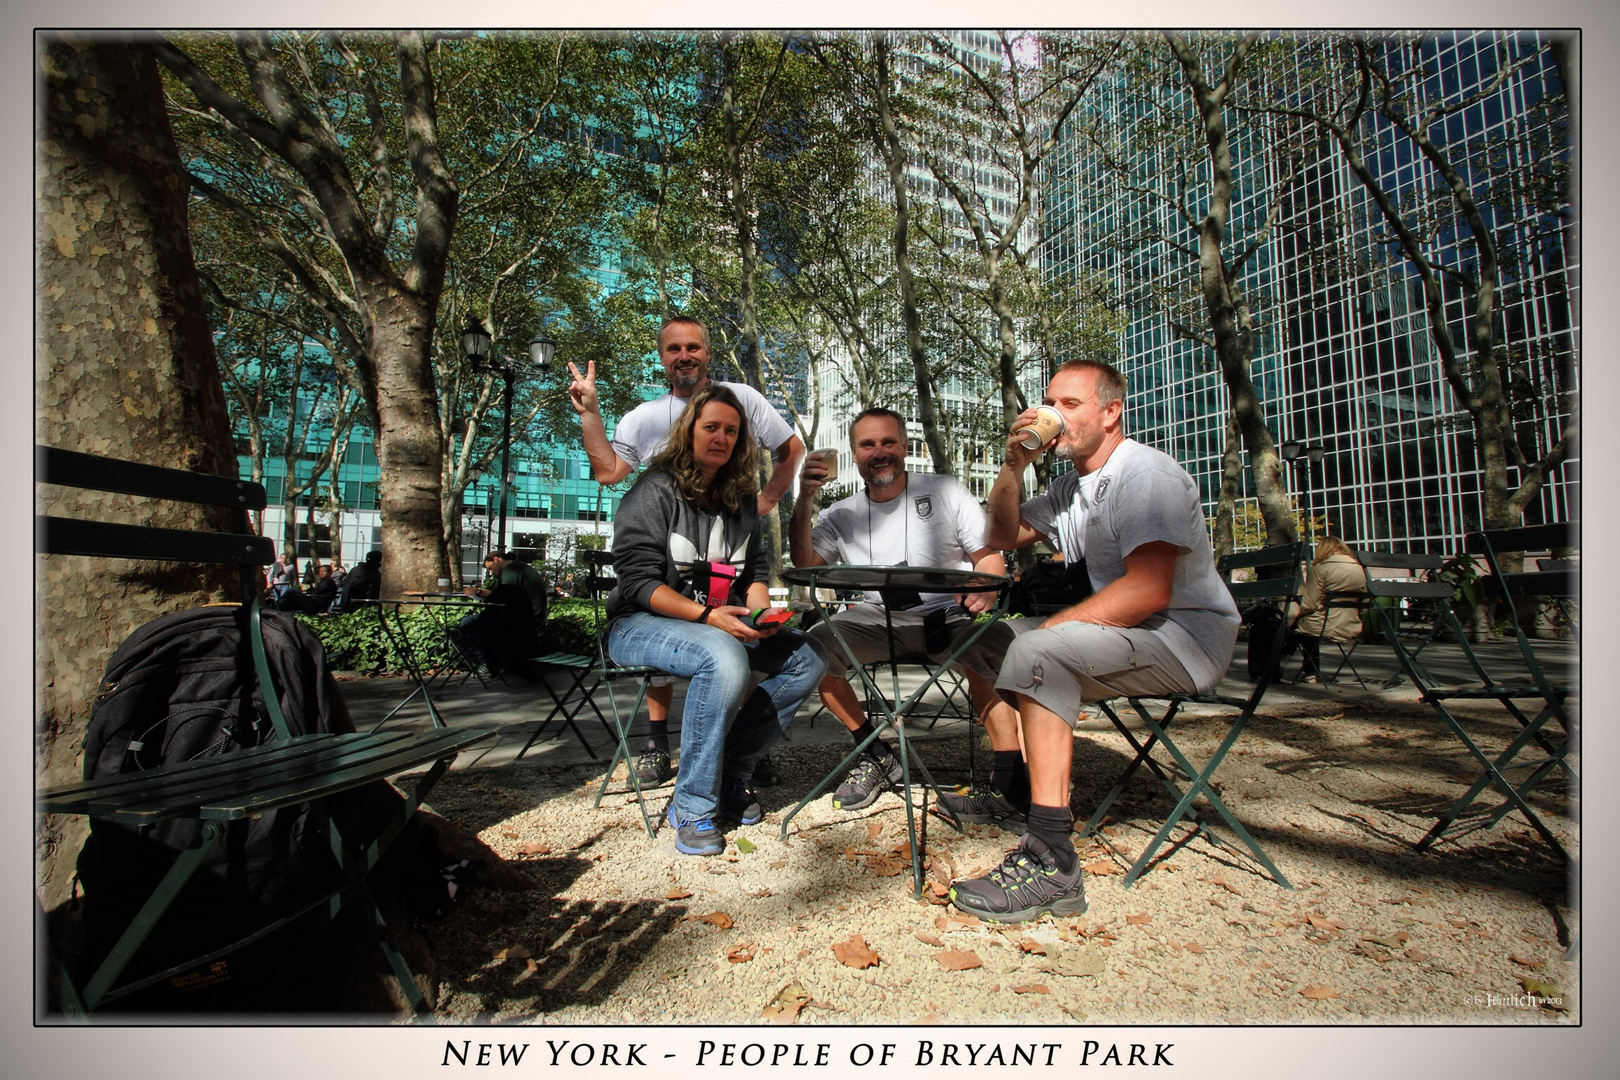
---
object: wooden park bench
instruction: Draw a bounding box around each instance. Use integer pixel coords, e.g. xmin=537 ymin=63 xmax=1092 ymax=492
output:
xmin=35 ymin=445 xmax=492 ymax=1017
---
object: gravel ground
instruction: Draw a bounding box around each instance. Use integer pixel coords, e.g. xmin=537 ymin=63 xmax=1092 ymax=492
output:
xmin=411 ymin=695 xmax=1578 ymax=1026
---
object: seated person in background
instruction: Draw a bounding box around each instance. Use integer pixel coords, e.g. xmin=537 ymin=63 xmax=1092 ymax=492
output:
xmin=605 ymin=384 xmax=827 ymax=856
xmin=335 ymin=550 xmax=382 ymax=613
xmin=1283 ymin=536 xmax=1367 ymax=683
xmin=309 ymin=562 xmax=339 ymax=610
xmin=276 ymin=562 xmax=339 ymax=616
xmin=788 ymin=407 xmax=1019 ymax=817
xmin=461 ymin=550 xmax=549 ymax=679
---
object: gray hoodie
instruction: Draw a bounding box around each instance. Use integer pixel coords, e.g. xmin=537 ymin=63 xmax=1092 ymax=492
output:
xmin=605 ymin=469 xmax=767 ymax=622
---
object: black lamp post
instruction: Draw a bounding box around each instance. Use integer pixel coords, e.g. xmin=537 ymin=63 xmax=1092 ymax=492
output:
xmin=463 ymin=318 xmax=557 ymax=558
xmin=1280 ymin=439 xmax=1326 ymax=538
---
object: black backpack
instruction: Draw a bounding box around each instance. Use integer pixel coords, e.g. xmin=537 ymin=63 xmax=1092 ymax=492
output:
xmin=74 ymin=606 xmax=403 ymax=1010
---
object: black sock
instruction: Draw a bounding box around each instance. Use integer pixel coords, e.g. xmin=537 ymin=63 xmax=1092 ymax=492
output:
xmin=645 ymin=719 xmax=670 ymax=752
xmin=851 ymin=721 xmax=893 ymax=757
xmin=1026 ymin=803 xmax=1077 ymax=873
xmin=991 ymin=751 xmax=1030 ymax=806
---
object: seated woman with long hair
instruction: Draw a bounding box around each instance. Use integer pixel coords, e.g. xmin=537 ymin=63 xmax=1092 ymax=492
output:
xmin=604 ymin=384 xmax=828 ymax=856
xmin=1285 ymin=535 xmax=1369 ymax=682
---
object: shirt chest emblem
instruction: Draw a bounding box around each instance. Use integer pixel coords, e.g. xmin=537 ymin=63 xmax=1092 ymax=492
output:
xmin=914 ymin=495 xmax=933 ymax=519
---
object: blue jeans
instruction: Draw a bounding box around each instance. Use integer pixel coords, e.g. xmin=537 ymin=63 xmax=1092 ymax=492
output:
xmin=608 ymin=613 xmax=828 ymax=821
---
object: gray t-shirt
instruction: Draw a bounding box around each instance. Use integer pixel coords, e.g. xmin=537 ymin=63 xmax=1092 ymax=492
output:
xmin=609 ymin=379 xmax=794 ymax=468
xmin=810 ymin=472 xmax=988 ymax=612
xmin=1019 ymin=438 xmax=1238 ymax=691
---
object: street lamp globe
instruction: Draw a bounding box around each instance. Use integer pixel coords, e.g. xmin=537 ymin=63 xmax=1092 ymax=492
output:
xmin=528 ymin=333 xmax=557 ymax=373
xmin=461 ymin=318 xmax=492 ymax=362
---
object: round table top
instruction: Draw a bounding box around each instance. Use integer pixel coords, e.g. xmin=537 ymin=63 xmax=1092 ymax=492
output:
xmin=368 ymin=593 xmax=497 ymax=607
xmin=779 ymin=564 xmax=1009 ymax=593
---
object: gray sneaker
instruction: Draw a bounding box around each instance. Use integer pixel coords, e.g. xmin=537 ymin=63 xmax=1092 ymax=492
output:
xmin=635 ymin=746 xmax=674 ymax=786
xmin=719 ymin=778 xmax=763 ymax=826
xmin=832 ymin=748 xmax=904 ymax=811
xmin=666 ymin=806 xmax=723 ymax=856
xmin=936 ymin=785 xmax=1028 ymax=834
xmin=948 ymin=835 xmax=1089 ymax=923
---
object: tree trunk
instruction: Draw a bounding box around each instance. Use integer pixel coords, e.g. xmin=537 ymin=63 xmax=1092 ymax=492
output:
xmin=1212 ymin=409 xmax=1244 ymax=557
xmin=1169 ymin=33 xmax=1297 ymax=547
xmin=366 ymin=292 xmax=450 ymax=592
xmin=872 ymin=38 xmax=951 ymax=475
xmin=36 ymin=36 xmax=239 ymax=910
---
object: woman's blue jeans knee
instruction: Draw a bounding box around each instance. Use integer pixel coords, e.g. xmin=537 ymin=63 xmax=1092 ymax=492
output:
xmin=608 ymin=613 xmax=827 ymax=821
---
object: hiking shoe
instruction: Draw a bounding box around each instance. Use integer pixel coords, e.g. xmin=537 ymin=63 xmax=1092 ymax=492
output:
xmin=948 ymin=835 xmax=1089 ymax=924
xmin=719 ymin=778 xmax=763 ymax=826
xmin=936 ymin=785 xmax=1028 ymax=834
xmin=634 ymin=746 xmax=674 ymax=786
xmin=832 ymin=749 xmax=904 ymax=811
xmin=752 ymin=753 xmax=784 ymax=787
xmin=666 ymin=806 xmax=723 ymax=856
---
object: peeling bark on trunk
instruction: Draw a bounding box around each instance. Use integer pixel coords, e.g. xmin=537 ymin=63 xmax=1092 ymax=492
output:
xmin=1169 ymin=33 xmax=1296 ymax=547
xmin=36 ymin=36 xmax=239 ymax=909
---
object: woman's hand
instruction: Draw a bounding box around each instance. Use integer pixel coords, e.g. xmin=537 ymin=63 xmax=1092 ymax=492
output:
xmin=706 ymin=604 xmax=762 ymax=641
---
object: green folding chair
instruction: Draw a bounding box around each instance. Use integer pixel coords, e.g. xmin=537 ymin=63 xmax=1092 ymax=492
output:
xmin=1080 ymin=541 xmax=1308 ymax=888
xmin=1368 ymin=525 xmax=1577 ymax=863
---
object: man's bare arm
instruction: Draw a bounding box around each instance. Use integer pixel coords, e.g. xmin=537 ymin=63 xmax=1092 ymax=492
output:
xmin=787 ymin=449 xmax=829 ymax=568
xmin=568 ymin=360 xmax=635 ymax=485
xmin=1041 ymin=541 xmax=1178 ymax=629
xmin=758 ymin=435 xmax=806 ymax=516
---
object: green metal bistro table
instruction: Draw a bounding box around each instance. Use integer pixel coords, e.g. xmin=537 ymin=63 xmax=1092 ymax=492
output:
xmin=359 ymin=594 xmax=498 ymax=731
xmin=778 ymin=564 xmax=1011 ymax=898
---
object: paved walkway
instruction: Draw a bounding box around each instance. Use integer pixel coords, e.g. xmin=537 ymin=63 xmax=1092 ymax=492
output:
xmin=335 ymin=634 xmax=1578 ymax=775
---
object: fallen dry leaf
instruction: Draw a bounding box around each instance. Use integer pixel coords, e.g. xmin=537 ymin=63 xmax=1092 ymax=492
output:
xmin=832 ymin=935 xmax=881 ymax=969
xmin=1354 ymin=942 xmax=1393 ymax=963
xmin=762 ymin=982 xmax=811 ymax=1024
xmin=693 ymin=911 xmax=734 ymax=929
xmin=915 ymin=931 xmax=944 ymax=947
xmin=937 ymin=914 xmax=980 ymax=931
xmin=1019 ymin=939 xmax=1048 ymax=955
xmin=492 ymin=945 xmax=532 ymax=960
xmin=512 ymin=958 xmax=540 ymax=984
xmin=862 ymin=854 xmax=906 ymax=877
xmin=1084 ymin=859 xmax=1124 ymax=876
xmin=1509 ymin=954 xmax=1542 ymax=968
xmin=665 ymin=888 xmax=693 ymax=901
xmin=518 ymin=842 xmax=551 ymax=856
xmin=500 ymin=827 xmax=520 ymax=839
xmin=727 ymin=944 xmax=756 ymax=964
xmin=936 ymin=949 xmax=983 ymax=971
xmin=867 ymin=821 xmax=884 ymax=841
xmin=1126 ymin=913 xmax=1153 ymax=926
xmin=1300 ymin=984 xmax=1339 ymax=1000
xmin=1363 ymin=932 xmax=1411 ymax=948
xmin=916 ymin=1012 xmax=941 ymax=1024
xmin=1012 ymin=984 xmax=1050 ymax=995
xmin=1309 ymin=914 xmax=1349 ymax=931
xmin=1403 ymin=948 xmax=1431 ymax=962
xmin=927 ymin=880 xmax=949 ymax=899
xmin=1184 ymin=942 xmax=1206 ymax=955
xmin=1212 ymin=875 xmax=1244 ymax=896
xmin=895 ymin=841 xmax=914 ymax=861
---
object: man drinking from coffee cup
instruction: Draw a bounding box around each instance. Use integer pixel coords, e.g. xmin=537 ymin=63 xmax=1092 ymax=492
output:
xmin=788 ymin=407 xmax=1024 ymax=817
xmin=947 ymin=359 xmax=1238 ymax=923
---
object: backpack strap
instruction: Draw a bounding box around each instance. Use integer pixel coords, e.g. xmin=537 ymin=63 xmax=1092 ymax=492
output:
xmin=246 ymin=594 xmax=293 ymax=742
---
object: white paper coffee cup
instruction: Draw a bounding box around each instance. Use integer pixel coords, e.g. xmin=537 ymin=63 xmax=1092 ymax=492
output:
xmin=1013 ymin=405 xmax=1065 ymax=449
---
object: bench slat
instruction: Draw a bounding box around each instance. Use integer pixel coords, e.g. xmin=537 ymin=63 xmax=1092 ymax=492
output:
xmin=80 ymin=734 xmax=412 ymax=821
xmin=199 ymin=730 xmax=493 ymax=821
